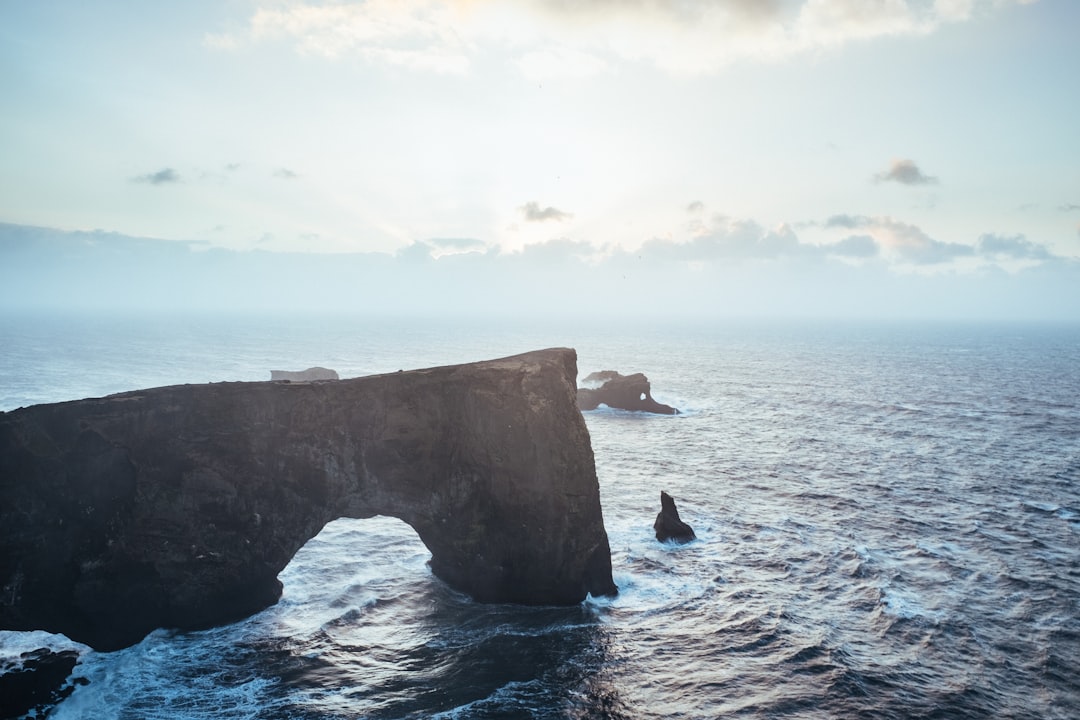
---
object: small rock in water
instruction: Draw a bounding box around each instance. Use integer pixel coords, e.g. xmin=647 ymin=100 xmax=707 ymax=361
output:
xmin=653 ymin=491 xmax=696 ymax=543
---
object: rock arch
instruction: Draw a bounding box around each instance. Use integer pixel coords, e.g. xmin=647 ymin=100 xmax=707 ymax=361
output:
xmin=0 ymin=349 xmax=617 ymax=651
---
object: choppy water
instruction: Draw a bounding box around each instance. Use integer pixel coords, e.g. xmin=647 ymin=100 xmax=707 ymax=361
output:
xmin=2 ymin=315 xmax=1079 ymax=719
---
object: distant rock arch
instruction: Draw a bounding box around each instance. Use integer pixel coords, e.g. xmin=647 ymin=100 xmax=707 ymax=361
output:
xmin=577 ymin=370 xmax=678 ymax=415
xmin=0 ymin=349 xmax=617 ymax=651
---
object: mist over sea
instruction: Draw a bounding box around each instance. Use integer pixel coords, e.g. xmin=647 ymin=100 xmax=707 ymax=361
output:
xmin=2 ymin=314 xmax=1079 ymax=719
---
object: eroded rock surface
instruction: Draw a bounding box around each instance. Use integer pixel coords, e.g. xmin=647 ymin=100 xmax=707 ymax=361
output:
xmin=0 ymin=348 xmax=617 ymax=651
xmin=577 ymin=371 xmax=678 ymax=415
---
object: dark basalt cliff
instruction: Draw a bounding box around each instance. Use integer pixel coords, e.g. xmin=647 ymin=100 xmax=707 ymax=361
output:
xmin=0 ymin=348 xmax=617 ymax=652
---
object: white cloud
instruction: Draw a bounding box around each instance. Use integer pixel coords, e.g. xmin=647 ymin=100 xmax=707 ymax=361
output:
xmin=210 ymin=0 xmax=1039 ymax=75
xmin=243 ymin=0 xmax=474 ymax=73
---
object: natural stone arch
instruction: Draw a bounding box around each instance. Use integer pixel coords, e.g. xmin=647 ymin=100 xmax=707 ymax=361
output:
xmin=0 ymin=349 xmax=617 ymax=652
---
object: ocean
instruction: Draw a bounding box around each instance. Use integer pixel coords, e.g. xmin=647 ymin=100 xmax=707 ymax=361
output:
xmin=2 ymin=314 xmax=1079 ymax=719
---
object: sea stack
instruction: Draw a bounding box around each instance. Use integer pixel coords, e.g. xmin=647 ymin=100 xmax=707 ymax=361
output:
xmin=576 ymin=371 xmax=678 ymax=415
xmin=654 ymin=491 xmax=696 ymax=543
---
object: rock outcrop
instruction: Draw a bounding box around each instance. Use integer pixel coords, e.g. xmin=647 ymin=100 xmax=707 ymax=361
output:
xmin=577 ymin=371 xmax=678 ymax=415
xmin=270 ymin=367 xmax=339 ymax=381
xmin=654 ymin=491 xmax=696 ymax=543
xmin=0 ymin=348 xmax=617 ymax=652
xmin=0 ymin=649 xmax=87 ymax=719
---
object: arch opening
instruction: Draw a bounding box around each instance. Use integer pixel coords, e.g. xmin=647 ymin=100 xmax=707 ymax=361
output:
xmin=278 ymin=517 xmax=433 ymax=626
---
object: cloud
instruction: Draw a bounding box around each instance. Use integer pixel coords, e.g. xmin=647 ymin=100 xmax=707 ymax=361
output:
xmin=823 ymin=214 xmax=971 ymax=264
xmin=238 ymin=0 xmax=472 ymax=73
xmin=975 ymin=233 xmax=1053 ymax=261
xmin=831 ymin=234 xmax=879 ymax=258
xmin=428 ymin=237 xmax=487 ymax=254
xmin=212 ymin=0 xmax=1037 ymax=75
xmin=1059 ymin=202 xmax=1080 ymax=212
xmin=520 ymin=201 xmax=573 ymax=222
xmin=686 ymin=201 xmax=705 ymax=214
xmin=873 ymin=158 xmax=937 ymax=186
xmin=824 ymin=213 xmax=866 ymax=229
xmin=430 ymin=237 xmax=484 ymax=250
xmin=133 ymin=168 xmax=181 ymax=185
xmin=823 ymin=216 xmax=1060 ymax=266
xmin=5 ymin=221 xmax=1075 ymax=321
xmin=638 ymin=217 xmax=805 ymax=263
xmin=396 ymin=239 xmax=436 ymax=264
xmin=274 ymin=167 xmax=299 ymax=180
xmin=867 ymin=221 xmax=969 ymax=264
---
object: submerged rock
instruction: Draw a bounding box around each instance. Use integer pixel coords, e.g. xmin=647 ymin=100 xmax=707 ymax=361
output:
xmin=0 ymin=648 xmax=87 ymax=719
xmin=270 ymin=367 xmax=339 ymax=381
xmin=577 ymin=371 xmax=678 ymax=415
xmin=0 ymin=348 xmax=617 ymax=652
xmin=654 ymin=491 xmax=696 ymax=543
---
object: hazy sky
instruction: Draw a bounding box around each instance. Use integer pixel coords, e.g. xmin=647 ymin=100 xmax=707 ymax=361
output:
xmin=2 ymin=0 xmax=1079 ymax=319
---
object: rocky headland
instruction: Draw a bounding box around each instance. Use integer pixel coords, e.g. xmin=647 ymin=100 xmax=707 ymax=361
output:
xmin=0 ymin=348 xmax=617 ymax=652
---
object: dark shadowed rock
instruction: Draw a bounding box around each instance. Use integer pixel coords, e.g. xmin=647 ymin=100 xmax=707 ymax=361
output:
xmin=654 ymin=491 xmax=696 ymax=543
xmin=0 ymin=648 xmax=87 ymax=719
xmin=0 ymin=348 xmax=617 ymax=652
xmin=577 ymin=371 xmax=678 ymax=415
xmin=270 ymin=367 xmax=338 ymax=381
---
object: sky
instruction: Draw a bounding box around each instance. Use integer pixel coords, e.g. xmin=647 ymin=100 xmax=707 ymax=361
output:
xmin=2 ymin=0 xmax=1079 ymax=319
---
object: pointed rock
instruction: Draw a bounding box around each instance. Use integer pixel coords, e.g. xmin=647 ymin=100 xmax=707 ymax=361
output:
xmin=654 ymin=491 xmax=696 ymax=543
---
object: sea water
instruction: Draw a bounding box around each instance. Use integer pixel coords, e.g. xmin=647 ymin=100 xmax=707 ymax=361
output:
xmin=1 ymin=314 xmax=1078 ymax=719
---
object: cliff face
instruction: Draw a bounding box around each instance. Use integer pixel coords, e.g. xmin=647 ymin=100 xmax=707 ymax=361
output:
xmin=0 ymin=348 xmax=616 ymax=652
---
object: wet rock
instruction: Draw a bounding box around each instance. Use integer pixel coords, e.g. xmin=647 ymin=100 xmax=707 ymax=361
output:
xmin=654 ymin=491 xmax=696 ymax=543
xmin=0 ymin=348 xmax=617 ymax=652
xmin=0 ymin=648 xmax=87 ymax=719
xmin=577 ymin=371 xmax=678 ymax=415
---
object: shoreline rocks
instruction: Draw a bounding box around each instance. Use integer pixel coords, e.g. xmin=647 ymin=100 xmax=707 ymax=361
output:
xmin=0 ymin=648 xmax=87 ymax=719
